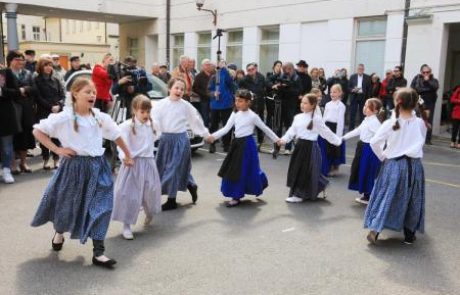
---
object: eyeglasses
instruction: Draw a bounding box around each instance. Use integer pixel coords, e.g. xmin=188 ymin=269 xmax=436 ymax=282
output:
xmin=13 ymin=57 xmax=25 ymax=61
xmin=422 ymin=71 xmax=431 ymax=74
xmin=247 ymin=68 xmax=256 ymax=72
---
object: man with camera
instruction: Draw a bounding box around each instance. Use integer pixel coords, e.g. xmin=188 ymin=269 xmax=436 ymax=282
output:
xmin=276 ymin=62 xmax=302 ymax=154
xmin=110 ymin=56 xmax=153 ymax=119
xmin=348 ymin=64 xmax=372 ymax=130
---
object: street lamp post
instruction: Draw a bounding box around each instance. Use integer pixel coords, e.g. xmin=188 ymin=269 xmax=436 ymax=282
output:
xmin=195 ymin=0 xmax=223 ymax=100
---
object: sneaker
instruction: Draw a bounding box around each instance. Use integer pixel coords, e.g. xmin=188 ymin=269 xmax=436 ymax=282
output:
xmin=285 ymin=196 xmax=303 ymax=203
xmin=355 ymin=196 xmax=369 ymax=205
xmin=2 ymin=168 xmax=15 ymax=184
xmin=122 ymin=227 xmax=134 ymax=240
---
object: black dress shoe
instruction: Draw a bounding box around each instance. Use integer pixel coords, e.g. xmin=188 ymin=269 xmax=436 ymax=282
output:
xmin=51 ymin=233 xmax=64 ymax=251
xmin=92 ymin=256 xmax=117 ymax=268
xmin=161 ymin=198 xmax=178 ymax=211
xmin=209 ymin=144 xmax=216 ymax=154
xmin=187 ymin=185 xmax=198 ymax=204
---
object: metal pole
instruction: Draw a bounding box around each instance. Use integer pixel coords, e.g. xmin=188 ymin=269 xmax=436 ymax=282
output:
xmin=0 ymin=12 xmax=5 ymax=64
xmin=166 ymin=0 xmax=171 ymax=68
xmin=400 ymin=0 xmax=411 ymax=69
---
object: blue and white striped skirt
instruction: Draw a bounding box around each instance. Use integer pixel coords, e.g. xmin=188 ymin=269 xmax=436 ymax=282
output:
xmin=364 ymin=157 xmax=425 ymax=234
xmin=156 ymin=132 xmax=195 ymax=198
xmin=348 ymin=141 xmax=381 ymax=195
xmin=31 ymin=156 xmax=114 ymax=244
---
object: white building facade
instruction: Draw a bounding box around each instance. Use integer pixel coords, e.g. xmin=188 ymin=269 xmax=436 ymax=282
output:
xmin=2 ymin=0 xmax=460 ymax=135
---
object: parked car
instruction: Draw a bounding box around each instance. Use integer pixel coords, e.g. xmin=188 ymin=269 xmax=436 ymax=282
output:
xmin=64 ymin=70 xmax=204 ymax=152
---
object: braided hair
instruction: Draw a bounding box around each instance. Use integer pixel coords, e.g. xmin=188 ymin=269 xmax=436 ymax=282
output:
xmin=392 ymin=87 xmax=420 ymax=130
xmin=366 ymin=98 xmax=385 ymax=123
xmin=70 ymin=77 xmax=101 ymax=132
xmin=303 ymin=94 xmax=318 ymax=130
xmin=130 ymin=94 xmax=156 ymax=136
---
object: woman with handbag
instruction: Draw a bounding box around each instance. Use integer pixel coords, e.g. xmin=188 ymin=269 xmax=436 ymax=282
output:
xmin=33 ymin=57 xmax=65 ymax=170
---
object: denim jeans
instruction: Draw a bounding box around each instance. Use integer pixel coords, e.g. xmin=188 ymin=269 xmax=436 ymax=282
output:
xmin=0 ymin=135 xmax=14 ymax=169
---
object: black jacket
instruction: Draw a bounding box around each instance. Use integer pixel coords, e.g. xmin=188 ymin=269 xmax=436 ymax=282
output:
xmin=239 ymin=72 xmax=267 ymax=100
xmin=192 ymin=71 xmax=212 ymax=103
xmin=33 ymin=74 xmax=65 ymax=120
xmin=266 ymin=71 xmax=282 ymax=97
xmin=296 ymin=71 xmax=312 ymax=95
xmin=348 ymin=73 xmax=372 ymax=100
xmin=0 ymin=68 xmax=23 ymax=136
xmin=410 ymin=74 xmax=439 ymax=106
xmin=387 ymin=76 xmax=407 ymax=98
xmin=278 ymin=72 xmax=302 ymax=103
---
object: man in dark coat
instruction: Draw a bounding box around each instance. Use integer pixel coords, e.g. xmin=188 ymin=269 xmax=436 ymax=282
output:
xmin=296 ymin=60 xmax=312 ymax=96
xmin=348 ymin=63 xmax=372 ymax=130
xmin=411 ymin=64 xmax=439 ymax=144
xmin=239 ymin=62 xmax=267 ymax=146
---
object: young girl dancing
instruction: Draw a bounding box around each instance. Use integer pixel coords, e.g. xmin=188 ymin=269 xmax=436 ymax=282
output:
xmin=319 ymin=84 xmax=346 ymax=176
xmin=152 ymin=78 xmax=210 ymax=211
xmin=31 ymin=77 xmax=133 ymax=268
xmin=279 ymin=94 xmax=342 ymax=203
xmin=207 ymin=89 xmax=280 ymax=207
xmin=342 ymin=98 xmax=384 ymax=205
xmin=365 ymin=87 xmax=427 ymax=245
xmin=112 ymin=95 xmax=162 ymax=240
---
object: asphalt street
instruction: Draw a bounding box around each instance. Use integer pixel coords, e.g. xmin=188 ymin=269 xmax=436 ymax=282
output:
xmin=0 ymin=138 xmax=459 ymax=295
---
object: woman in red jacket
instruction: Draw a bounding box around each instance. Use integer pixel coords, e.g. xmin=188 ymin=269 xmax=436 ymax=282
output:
xmin=451 ymin=86 xmax=460 ymax=148
xmin=92 ymin=53 xmax=113 ymax=113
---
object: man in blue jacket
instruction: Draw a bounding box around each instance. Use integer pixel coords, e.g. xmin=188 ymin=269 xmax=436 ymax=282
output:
xmin=209 ymin=60 xmax=235 ymax=153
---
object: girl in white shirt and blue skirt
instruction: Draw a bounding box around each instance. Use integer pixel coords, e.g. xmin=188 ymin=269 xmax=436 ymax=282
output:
xmin=365 ymin=88 xmax=428 ymax=245
xmin=31 ymin=77 xmax=134 ymax=269
xmin=208 ymin=89 xmax=280 ymax=207
xmin=318 ymin=84 xmax=347 ymax=176
xmin=152 ymin=78 xmax=210 ymax=211
xmin=112 ymin=95 xmax=162 ymax=240
xmin=342 ymin=98 xmax=384 ymax=205
xmin=279 ymin=94 xmax=342 ymax=203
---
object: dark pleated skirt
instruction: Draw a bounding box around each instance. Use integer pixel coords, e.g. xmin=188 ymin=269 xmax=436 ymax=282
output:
xmin=156 ymin=132 xmax=195 ymax=198
xmin=364 ymin=157 xmax=425 ymax=234
xmin=318 ymin=136 xmax=346 ymax=176
xmin=287 ymin=139 xmax=328 ymax=200
xmin=31 ymin=156 xmax=113 ymax=244
xmin=348 ymin=141 xmax=381 ymax=195
xmin=220 ymin=136 xmax=268 ymax=199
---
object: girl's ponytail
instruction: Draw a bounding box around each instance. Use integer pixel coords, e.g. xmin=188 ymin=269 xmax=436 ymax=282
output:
xmin=392 ymin=104 xmax=400 ymax=130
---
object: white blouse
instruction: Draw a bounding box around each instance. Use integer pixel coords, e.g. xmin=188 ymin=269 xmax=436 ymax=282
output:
xmin=342 ymin=115 xmax=382 ymax=143
xmin=370 ymin=114 xmax=427 ymax=161
xmin=34 ymin=107 xmax=121 ymax=157
xmin=323 ymin=100 xmax=346 ymax=137
xmin=212 ymin=110 xmax=279 ymax=142
xmin=282 ymin=112 xmax=342 ymax=146
xmin=151 ymin=96 xmax=209 ymax=137
xmin=117 ymin=118 xmax=159 ymax=160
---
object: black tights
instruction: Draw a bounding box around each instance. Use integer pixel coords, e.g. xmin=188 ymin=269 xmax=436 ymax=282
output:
xmin=452 ymin=120 xmax=460 ymax=143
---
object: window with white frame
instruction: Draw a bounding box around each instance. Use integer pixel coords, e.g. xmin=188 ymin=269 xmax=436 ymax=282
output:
xmin=172 ymin=34 xmax=185 ymax=68
xmin=197 ymin=32 xmax=212 ymax=65
xmin=226 ymin=30 xmax=243 ymax=69
xmin=354 ymin=18 xmax=387 ymax=76
xmin=127 ymin=37 xmax=139 ymax=58
xmin=32 ymin=26 xmax=41 ymax=41
xmin=259 ymin=26 xmax=279 ymax=75
xmin=21 ymin=25 xmax=26 ymax=40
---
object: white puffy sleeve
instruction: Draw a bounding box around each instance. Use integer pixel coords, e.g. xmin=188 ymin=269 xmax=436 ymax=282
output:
xmin=367 ymin=116 xmax=382 ymax=136
xmin=314 ymin=115 xmax=342 ymax=146
xmin=116 ymin=120 xmax=132 ymax=160
xmin=33 ymin=112 xmax=66 ymax=139
xmin=254 ymin=113 xmax=279 ymax=142
xmin=186 ymin=101 xmax=209 ymax=137
xmin=212 ymin=111 xmax=236 ymax=140
xmin=342 ymin=125 xmax=361 ymax=141
xmin=370 ymin=120 xmax=393 ymax=161
xmin=336 ymin=102 xmax=346 ymax=137
xmin=100 ymin=113 xmax=122 ymax=141
xmin=281 ymin=115 xmax=298 ymax=143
